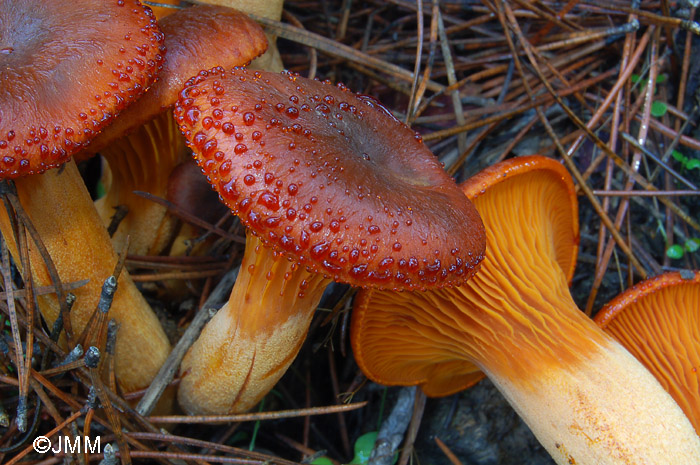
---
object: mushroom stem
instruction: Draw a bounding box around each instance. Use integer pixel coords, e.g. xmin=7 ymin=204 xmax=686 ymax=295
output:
xmin=352 ymin=158 xmax=700 ymax=464
xmin=486 ymin=338 xmax=698 ymax=464
xmin=358 ymin=254 xmax=700 ymax=463
xmin=96 ymin=112 xmax=187 ymax=255
xmin=178 ymin=232 xmax=331 ymax=414
xmin=0 ymin=160 xmax=171 ymax=394
xmin=595 ymin=271 xmax=700 ymax=434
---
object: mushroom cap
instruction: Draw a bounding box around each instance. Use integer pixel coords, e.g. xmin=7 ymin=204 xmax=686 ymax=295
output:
xmin=353 ymin=285 xmax=486 ymax=396
xmin=174 ymin=68 xmax=485 ymax=290
xmin=462 ymin=155 xmax=579 ymax=283
xmin=352 ymin=155 xmax=580 ymax=396
xmin=147 ymin=0 xmax=181 ymax=19
xmin=0 ymin=0 xmax=165 ymax=178
xmin=84 ymin=4 xmax=268 ymax=155
xmin=595 ymin=271 xmax=700 ymax=432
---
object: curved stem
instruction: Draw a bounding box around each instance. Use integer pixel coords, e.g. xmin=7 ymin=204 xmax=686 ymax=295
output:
xmin=179 ymin=232 xmax=331 ymax=414
xmin=353 ymin=165 xmax=700 ymax=464
xmin=0 ymin=160 xmax=171 ymax=395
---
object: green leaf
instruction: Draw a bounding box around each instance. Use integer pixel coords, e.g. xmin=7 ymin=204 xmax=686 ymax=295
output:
xmin=685 ymin=238 xmax=700 ymax=253
xmin=631 ymin=73 xmax=641 ymax=83
xmin=651 ymin=101 xmax=668 ymax=117
xmin=312 ymin=458 xmax=334 ymax=465
xmin=672 ymin=150 xmax=687 ymax=164
xmin=686 ymin=159 xmax=700 ymax=170
xmin=348 ymin=432 xmax=398 ymax=465
xmin=666 ymin=244 xmax=685 ymax=259
xmin=349 ymin=432 xmax=378 ymax=465
xmin=656 ymin=74 xmax=668 ymax=84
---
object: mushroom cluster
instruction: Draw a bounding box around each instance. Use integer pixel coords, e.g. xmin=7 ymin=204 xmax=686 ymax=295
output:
xmin=0 ymin=0 xmax=171 ymax=396
xmin=83 ymin=4 xmax=268 ymax=256
xmin=351 ymin=156 xmax=700 ymax=464
xmin=174 ymin=68 xmax=486 ymax=414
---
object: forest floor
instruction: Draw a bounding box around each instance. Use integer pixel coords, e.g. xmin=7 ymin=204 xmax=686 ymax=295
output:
xmin=1 ymin=1 xmax=699 ymax=464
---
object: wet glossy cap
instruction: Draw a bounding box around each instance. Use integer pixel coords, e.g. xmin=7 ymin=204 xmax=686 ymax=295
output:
xmin=84 ymin=4 xmax=268 ymax=155
xmin=352 ymin=155 xmax=581 ymax=396
xmin=0 ymin=0 xmax=165 ymax=177
xmin=174 ymin=69 xmax=485 ymax=290
xmin=595 ymin=271 xmax=700 ymax=433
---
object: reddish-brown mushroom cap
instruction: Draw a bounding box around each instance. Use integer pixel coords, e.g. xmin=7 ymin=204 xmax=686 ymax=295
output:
xmin=0 ymin=0 xmax=172 ymax=400
xmin=174 ymin=68 xmax=485 ymax=290
xmin=85 ymin=4 xmax=268 ymax=154
xmin=0 ymin=0 xmax=165 ymax=177
xmin=595 ymin=271 xmax=700 ymax=433
xmin=175 ymin=70 xmax=485 ymax=414
xmin=76 ymin=4 xmax=267 ymax=256
xmin=188 ymin=0 xmax=285 ymax=72
xmin=352 ymin=155 xmax=580 ymax=396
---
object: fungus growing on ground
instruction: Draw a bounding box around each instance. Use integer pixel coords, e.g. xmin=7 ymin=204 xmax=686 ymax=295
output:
xmin=0 ymin=0 xmax=171 ymax=395
xmin=83 ymin=4 xmax=268 ymax=255
xmin=351 ymin=156 xmax=700 ymax=464
xmin=174 ymin=69 xmax=486 ymax=414
xmin=595 ymin=270 xmax=700 ymax=433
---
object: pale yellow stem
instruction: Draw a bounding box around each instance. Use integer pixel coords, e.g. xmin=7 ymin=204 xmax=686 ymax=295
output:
xmin=487 ymin=339 xmax=700 ymax=464
xmin=0 ymin=160 xmax=171 ymax=394
xmin=178 ymin=233 xmax=331 ymax=414
xmin=597 ymin=274 xmax=700 ymax=434
xmin=353 ymin=167 xmax=700 ymax=464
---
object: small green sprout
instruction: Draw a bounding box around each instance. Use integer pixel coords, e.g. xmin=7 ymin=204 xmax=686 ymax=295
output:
xmin=650 ymin=101 xmax=668 ymax=117
xmin=348 ymin=431 xmax=398 ymax=465
xmin=311 ymin=457 xmax=334 ymax=465
xmin=672 ymin=150 xmax=700 ymax=171
xmin=311 ymin=431 xmax=398 ymax=465
xmin=630 ymin=73 xmax=668 ymax=89
xmin=348 ymin=432 xmax=379 ymax=465
xmin=666 ymin=238 xmax=700 ymax=259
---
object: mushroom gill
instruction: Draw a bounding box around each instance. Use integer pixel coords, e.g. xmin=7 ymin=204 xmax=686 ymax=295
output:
xmin=351 ymin=155 xmax=700 ymax=464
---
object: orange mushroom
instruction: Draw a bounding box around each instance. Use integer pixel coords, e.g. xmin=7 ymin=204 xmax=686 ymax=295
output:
xmin=174 ymin=69 xmax=485 ymax=414
xmin=83 ymin=4 xmax=268 ymax=256
xmin=595 ymin=270 xmax=700 ymax=433
xmin=351 ymin=156 xmax=700 ymax=464
xmin=0 ymin=0 xmax=170 ymax=395
xmin=145 ymin=0 xmax=182 ymax=19
xmin=196 ymin=0 xmax=285 ymax=72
